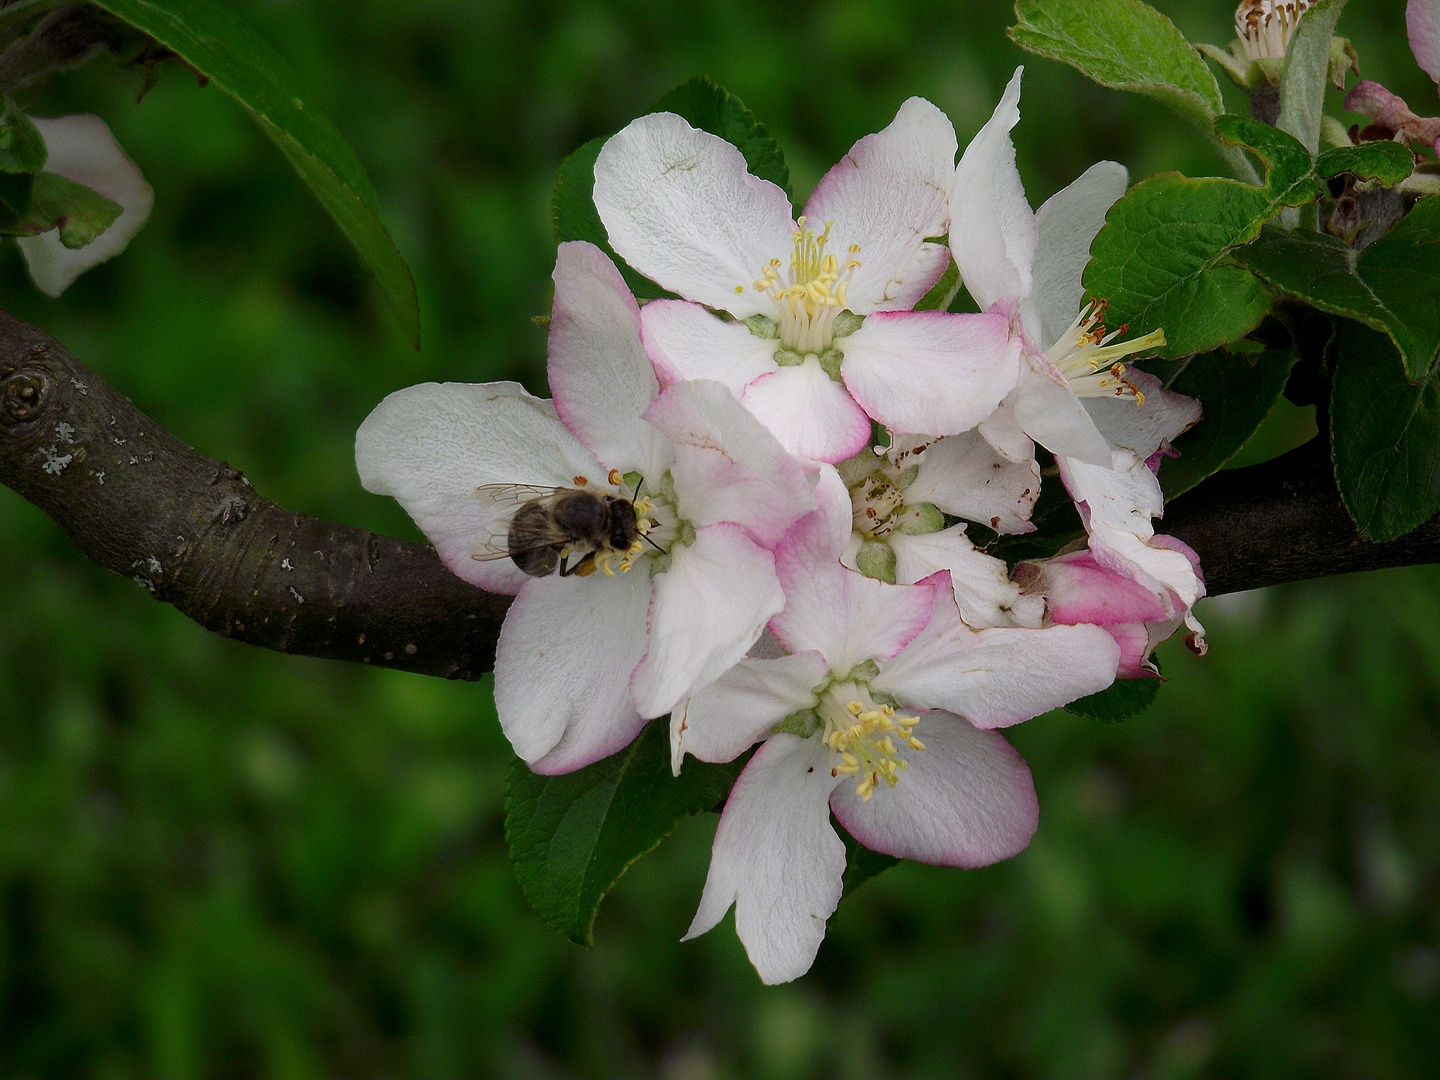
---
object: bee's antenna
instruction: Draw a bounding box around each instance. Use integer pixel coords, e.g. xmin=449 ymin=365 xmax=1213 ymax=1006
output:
xmin=641 ymin=533 xmax=668 ymax=556
xmin=631 ymin=474 xmax=644 ymax=501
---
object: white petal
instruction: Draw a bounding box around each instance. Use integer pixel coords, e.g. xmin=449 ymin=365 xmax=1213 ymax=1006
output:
xmin=493 ymin=567 xmax=652 ymax=772
xmin=684 ymin=733 xmax=845 ymax=985
xmin=874 ymin=580 xmax=1120 ymax=728
xmin=1025 ymin=161 xmax=1128 ymax=350
xmin=1410 ymin=0 xmax=1440 ymax=84
xmin=841 ymin=310 xmax=1019 ymax=436
xmin=1011 ymin=353 xmax=1113 ymax=466
xmin=643 ymin=379 xmax=816 ymax=547
xmin=1058 ymin=453 xmax=1203 ymax=611
xmin=640 ymin=299 xmax=779 ymax=394
xmin=631 ymin=524 xmax=785 ymax=719
xmin=548 ymin=242 xmax=673 ymax=479
xmin=802 ymin=97 xmax=957 ymax=314
xmin=671 ymin=651 xmax=830 ymax=772
xmin=1080 ymin=369 xmax=1201 ymax=460
xmin=593 ymin=112 xmax=795 ymax=317
xmin=19 ymin=114 xmax=154 ymax=298
xmin=949 ymin=68 xmax=1037 ymax=311
xmin=886 ymin=527 xmax=1027 ymax=629
xmin=903 ymin=429 xmax=1040 ymax=535
xmin=830 ymin=710 xmax=1037 ymax=867
xmin=355 ymin=382 xmax=599 ymax=594
xmin=740 ymin=357 xmax=873 ymax=464
xmin=977 ymin=402 xmax=1036 ymax=463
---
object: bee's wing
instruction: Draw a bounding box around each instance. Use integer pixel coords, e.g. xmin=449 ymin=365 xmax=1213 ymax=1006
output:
xmin=467 ymin=484 xmax=568 ymax=562
xmin=471 ymin=483 xmax=568 ymax=509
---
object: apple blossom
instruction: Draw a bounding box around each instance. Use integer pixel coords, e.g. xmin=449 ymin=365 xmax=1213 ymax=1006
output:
xmin=18 ymin=114 xmax=154 ymax=298
xmin=836 ymin=434 xmax=1043 ymax=628
xmin=1235 ymin=0 xmax=1315 ymax=63
xmin=1015 ymin=546 xmax=1208 ymax=681
xmin=356 ymin=241 xmax=815 ymax=774
xmin=671 ymin=470 xmax=1121 ymax=983
xmin=949 ymin=67 xmax=1201 ymax=471
xmin=592 ymin=98 xmax=1019 ymax=463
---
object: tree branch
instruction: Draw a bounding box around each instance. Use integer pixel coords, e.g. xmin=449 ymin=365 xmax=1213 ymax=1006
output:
xmin=0 ymin=312 xmax=1436 ymax=679
xmin=0 ymin=311 xmax=508 ymax=679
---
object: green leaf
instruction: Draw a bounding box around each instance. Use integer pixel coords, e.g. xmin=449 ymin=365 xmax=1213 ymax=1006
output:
xmin=0 ymin=172 xmax=123 ymax=246
xmin=1154 ymin=345 xmax=1298 ymax=498
xmin=1277 ymin=0 xmax=1348 ymax=154
xmin=504 ymin=720 xmax=744 ymax=946
xmin=0 ymin=170 xmax=34 ymax=226
xmin=1065 ymin=672 xmax=1161 ymax=722
xmin=1008 ymin=0 xmax=1260 ymax=179
xmin=838 ymin=820 xmax=900 ymax=896
xmin=88 ymin=0 xmax=420 ymax=346
xmin=1232 ymin=198 xmax=1440 ymax=380
xmin=1330 ymin=320 xmax=1440 ymax=542
xmin=0 ymin=98 xmax=46 ymax=174
xmin=1009 ymin=0 xmax=1222 ymax=132
xmin=552 ymin=77 xmax=789 ymax=299
xmin=1314 ymin=141 xmax=1414 ymax=187
xmin=1083 ymin=116 xmax=1318 ymax=358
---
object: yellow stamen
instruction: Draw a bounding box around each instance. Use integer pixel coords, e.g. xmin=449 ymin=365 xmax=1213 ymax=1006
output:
xmin=749 ymin=217 xmax=861 ymax=354
xmin=823 ymin=697 xmax=922 ymax=802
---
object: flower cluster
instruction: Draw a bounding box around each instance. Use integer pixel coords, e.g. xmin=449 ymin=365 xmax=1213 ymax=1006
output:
xmin=356 ymin=67 xmax=1205 ymax=983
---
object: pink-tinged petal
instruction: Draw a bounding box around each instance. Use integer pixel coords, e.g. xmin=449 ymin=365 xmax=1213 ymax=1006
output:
xmin=1058 ymin=454 xmax=1204 ymax=611
xmin=549 ymin=242 xmax=673 ymax=479
xmin=1012 ymin=352 xmax=1113 ymax=466
xmin=831 ymin=710 xmax=1037 ymax=868
xmin=631 ymin=524 xmax=785 ymax=719
xmin=1409 ymin=0 xmax=1440 ymax=84
xmin=1026 ymin=160 xmax=1128 ymax=350
xmin=494 ymin=567 xmax=652 ymax=772
xmin=903 ymin=429 xmax=1040 ymax=534
xmin=593 ymin=112 xmax=795 ymax=317
xmin=18 ymin=115 xmax=154 ymax=298
xmin=1107 ymin=622 xmax=1159 ymax=679
xmin=949 ymin=67 xmax=1037 ymax=312
xmin=1345 ymin=81 xmax=1420 ymax=129
xmin=684 ymin=733 xmax=844 ymax=985
xmin=978 ymin=403 xmax=1036 ymax=464
xmin=643 ymin=380 xmax=816 ymax=547
xmin=740 ymin=358 xmax=873 ymax=464
xmin=803 ymin=97 xmax=958 ymax=314
xmin=355 ymin=382 xmax=599 ymax=595
xmin=1032 ymin=550 xmax=1170 ymax=626
xmin=874 ymin=576 xmax=1120 ymax=728
xmin=841 ymin=310 xmax=1019 ymax=436
xmin=670 ymin=651 xmax=830 ymax=772
xmin=640 ymin=299 xmax=779 ymax=394
xmin=884 ymin=527 xmax=1027 ymax=629
xmin=772 ymin=471 xmax=938 ymax=670
xmin=1081 ymin=368 xmax=1202 ymax=459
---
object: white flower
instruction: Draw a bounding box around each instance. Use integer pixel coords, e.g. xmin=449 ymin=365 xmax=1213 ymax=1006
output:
xmin=1235 ymin=0 xmax=1315 ymax=63
xmin=1057 ymin=451 xmax=1205 ymax=617
xmin=593 ymin=98 xmax=1019 ymax=463
xmin=671 ymin=470 xmax=1120 ymax=983
xmin=837 ymin=437 xmax=1043 ymax=628
xmin=950 ymin=67 xmax=1201 ymax=470
xmin=356 ymin=241 xmax=816 ymax=773
xmin=18 ymin=114 xmax=153 ymax=298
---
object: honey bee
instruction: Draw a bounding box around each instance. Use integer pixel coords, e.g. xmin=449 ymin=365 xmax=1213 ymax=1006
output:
xmin=471 ymin=471 xmax=661 ymax=578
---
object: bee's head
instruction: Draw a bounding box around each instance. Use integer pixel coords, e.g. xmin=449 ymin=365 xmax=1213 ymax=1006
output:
xmin=608 ymin=497 xmax=639 ymax=550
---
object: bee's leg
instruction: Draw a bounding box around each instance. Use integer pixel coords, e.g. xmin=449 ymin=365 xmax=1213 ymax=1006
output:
xmin=559 ymin=551 xmax=596 ymax=578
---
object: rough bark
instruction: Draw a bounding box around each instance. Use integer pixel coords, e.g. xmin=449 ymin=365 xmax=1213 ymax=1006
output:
xmin=0 ymin=311 xmax=509 ymax=679
xmin=0 ymin=312 xmax=1436 ymax=678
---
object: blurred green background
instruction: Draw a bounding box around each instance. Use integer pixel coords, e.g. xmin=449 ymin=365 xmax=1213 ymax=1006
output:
xmin=1 ymin=0 xmax=1437 ymax=1076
